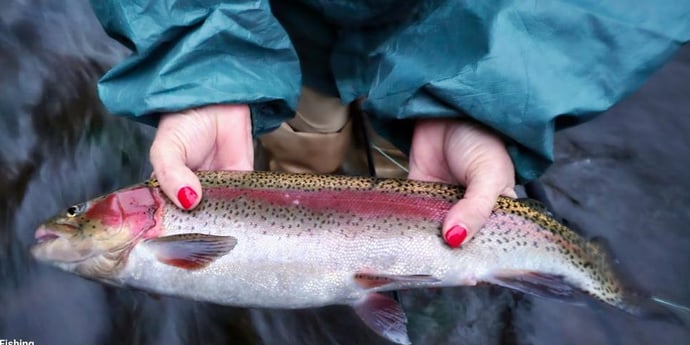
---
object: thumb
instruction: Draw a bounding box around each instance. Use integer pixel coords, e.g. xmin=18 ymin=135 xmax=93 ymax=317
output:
xmin=442 ymin=176 xmax=516 ymax=248
xmin=150 ymin=132 xmax=203 ymax=210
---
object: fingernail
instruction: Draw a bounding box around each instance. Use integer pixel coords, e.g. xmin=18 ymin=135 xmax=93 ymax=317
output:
xmin=177 ymin=186 xmax=198 ymax=210
xmin=444 ymin=225 xmax=468 ymax=248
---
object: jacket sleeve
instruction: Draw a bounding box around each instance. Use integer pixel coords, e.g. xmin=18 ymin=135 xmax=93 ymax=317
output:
xmin=349 ymin=1 xmax=690 ymax=182
xmin=90 ymin=0 xmax=301 ymax=135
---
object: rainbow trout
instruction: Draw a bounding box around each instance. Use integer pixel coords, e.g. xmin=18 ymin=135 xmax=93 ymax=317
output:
xmin=30 ymin=171 xmax=673 ymax=344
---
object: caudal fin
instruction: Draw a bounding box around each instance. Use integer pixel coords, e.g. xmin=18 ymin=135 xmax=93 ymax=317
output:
xmin=616 ymin=294 xmax=689 ymax=326
xmin=485 ymin=269 xmax=686 ymax=327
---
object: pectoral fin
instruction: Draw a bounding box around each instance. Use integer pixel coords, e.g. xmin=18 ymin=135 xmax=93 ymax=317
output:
xmin=145 ymin=233 xmax=237 ymax=270
xmin=353 ymin=293 xmax=410 ymax=345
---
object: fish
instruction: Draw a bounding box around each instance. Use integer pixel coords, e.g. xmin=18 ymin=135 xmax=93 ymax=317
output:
xmin=30 ymin=171 xmax=677 ymax=344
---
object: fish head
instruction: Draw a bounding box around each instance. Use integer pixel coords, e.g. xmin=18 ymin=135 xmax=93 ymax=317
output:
xmin=31 ymin=184 xmax=162 ymax=276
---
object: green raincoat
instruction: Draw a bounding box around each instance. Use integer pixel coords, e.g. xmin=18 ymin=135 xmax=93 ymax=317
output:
xmin=91 ymin=0 xmax=690 ymax=182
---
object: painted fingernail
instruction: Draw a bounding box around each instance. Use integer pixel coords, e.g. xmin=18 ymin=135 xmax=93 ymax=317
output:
xmin=177 ymin=186 xmax=198 ymax=210
xmin=444 ymin=225 xmax=468 ymax=248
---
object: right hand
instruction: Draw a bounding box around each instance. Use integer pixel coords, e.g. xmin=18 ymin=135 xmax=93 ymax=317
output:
xmin=408 ymin=118 xmax=516 ymax=248
xmin=150 ymin=104 xmax=253 ymax=210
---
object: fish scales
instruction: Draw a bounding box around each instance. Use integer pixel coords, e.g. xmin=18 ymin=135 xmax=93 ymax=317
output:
xmin=143 ymin=179 xmax=457 ymax=307
xmin=31 ymin=171 xmax=676 ymax=345
xmin=141 ymin=171 xmax=615 ymax=306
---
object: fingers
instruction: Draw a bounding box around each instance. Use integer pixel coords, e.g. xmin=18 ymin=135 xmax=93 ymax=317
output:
xmin=409 ymin=118 xmax=517 ymax=249
xmin=440 ymin=121 xmax=516 ymax=248
xmin=442 ymin=174 xmax=512 ymax=248
xmin=212 ymin=105 xmax=254 ymax=171
xmin=150 ymin=126 xmax=203 ymax=210
xmin=408 ymin=120 xmax=448 ymax=182
xmin=441 ymin=147 xmax=516 ymax=248
xmin=149 ymin=104 xmax=253 ymax=210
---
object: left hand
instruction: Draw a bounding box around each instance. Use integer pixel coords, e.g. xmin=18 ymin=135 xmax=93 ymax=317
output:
xmin=149 ymin=104 xmax=253 ymax=210
xmin=408 ymin=118 xmax=517 ymax=248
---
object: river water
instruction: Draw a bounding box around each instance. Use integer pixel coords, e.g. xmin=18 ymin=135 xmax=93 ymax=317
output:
xmin=1 ymin=1 xmax=689 ymax=344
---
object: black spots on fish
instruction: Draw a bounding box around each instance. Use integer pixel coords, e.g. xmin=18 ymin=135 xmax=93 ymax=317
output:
xmin=192 ymin=171 xmax=461 ymax=203
xmin=339 ymin=228 xmax=354 ymax=239
xmin=494 ymin=198 xmax=578 ymax=242
xmin=187 ymin=173 xmax=581 ymax=249
xmin=145 ymin=179 xmax=160 ymax=188
xmin=181 ymin=175 xmax=447 ymax=239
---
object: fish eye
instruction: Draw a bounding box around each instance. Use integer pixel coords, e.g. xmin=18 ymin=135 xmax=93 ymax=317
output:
xmin=66 ymin=203 xmax=87 ymax=217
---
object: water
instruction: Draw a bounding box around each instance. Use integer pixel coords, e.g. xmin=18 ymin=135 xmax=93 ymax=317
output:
xmin=1 ymin=1 xmax=688 ymax=344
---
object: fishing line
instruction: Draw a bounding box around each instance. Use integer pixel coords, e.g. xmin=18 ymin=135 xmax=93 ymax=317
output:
xmin=371 ymin=144 xmax=409 ymax=173
xmin=352 ymin=102 xmax=377 ymax=178
xmin=652 ymin=296 xmax=690 ymax=315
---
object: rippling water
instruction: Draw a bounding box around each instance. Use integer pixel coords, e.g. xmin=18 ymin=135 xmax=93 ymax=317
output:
xmin=1 ymin=1 xmax=688 ymax=344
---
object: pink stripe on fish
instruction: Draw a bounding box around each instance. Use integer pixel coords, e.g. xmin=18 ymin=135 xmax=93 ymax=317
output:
xmin=204 ymin=187 xmax=452 ymax=222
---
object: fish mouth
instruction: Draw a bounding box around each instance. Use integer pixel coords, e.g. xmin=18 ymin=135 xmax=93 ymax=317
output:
xmin=34 ymin=226 xmax=61 ymax=244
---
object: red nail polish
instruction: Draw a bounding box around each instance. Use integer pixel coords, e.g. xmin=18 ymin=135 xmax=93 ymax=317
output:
xmin=177 ymin=186 xmax=198 ymax=209
xmin=445 ymin=225 xmax=468 ymax=248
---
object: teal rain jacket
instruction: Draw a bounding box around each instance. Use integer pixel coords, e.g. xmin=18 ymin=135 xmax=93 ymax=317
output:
xmin=91 ymin=0 xmax=690 ymax=182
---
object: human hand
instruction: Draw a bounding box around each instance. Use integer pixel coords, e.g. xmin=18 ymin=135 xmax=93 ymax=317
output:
xmin=150 ymin=104 xmax=253 ymax=209
xmin=408 ymin=118 xmax=517 ymax=248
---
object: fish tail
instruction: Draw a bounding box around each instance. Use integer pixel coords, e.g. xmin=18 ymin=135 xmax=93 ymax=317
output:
xmin=488 ymin=233 xmax=686 ymax=328
xmin=650 ymin=296 xmax=690 ymax=326
xmin=613 ymin=291 xmax=687 ymax=326
xmin=584 ymin=237 xmax=686 ymax=326
xmin=651 ymin=296 xmax=690 ymax=315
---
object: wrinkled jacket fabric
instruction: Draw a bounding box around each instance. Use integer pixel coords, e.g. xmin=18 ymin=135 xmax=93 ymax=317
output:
xmin=91 ymin=0 xmax=690 ymax=182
